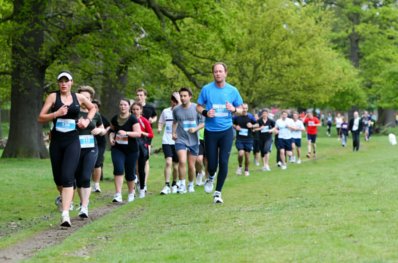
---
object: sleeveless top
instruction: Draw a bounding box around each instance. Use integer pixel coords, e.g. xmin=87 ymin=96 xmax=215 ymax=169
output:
xmin=110 ymin=114 xmax=139 ymax=152
xmin=51 ymin=91 xmax=80 ymax=138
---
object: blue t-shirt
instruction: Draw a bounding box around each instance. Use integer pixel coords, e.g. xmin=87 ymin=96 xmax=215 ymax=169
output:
xmin=197 ymin=81 xmax=243 ymax=132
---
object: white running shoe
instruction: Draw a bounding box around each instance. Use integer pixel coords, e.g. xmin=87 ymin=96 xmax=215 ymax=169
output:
xmin=93 ymin=186 xmax=101 ymax=193
xmin=296 ymin=159 xmax=301 ymax=164
xmin=127 ymin=192 xmax=135 ymax=202
xmin=78 ymin=206 xmax=89 ymax=218
xmin=171 ymin=185 xmax=178 ymax=194
xmin=204 ymin=178 xmax=214 ymax=193
xmin=160 ymin=185 xmax=171 ymax=195
xmin=113 ymin=193 xmax=123 ymax=203
xmin=188 ymin=184 xmax=195 ymax=193
xmin=60 ymin=214 xmax=71 ymax=227
xmin=213 ymin=191 xmax=223 ymax=204
xmin=178 ymin=184 xmax=187 ymax=194
xmin=281 ymin=164 xmax=287 ymax=170
xmin=244 ymin=171 xmax=250 ymax=176
xmin=139 ymin=189 xmax=145 ymax=199
xmin=255 ymin=161 xmax=260 ymax=166
xmin=196 ymin=173 xmax=204 ymax=186
xmin=236 ymin=167 xmax=242 ymax=175
xmin=262 ymin=165 xmax=271 ymax=172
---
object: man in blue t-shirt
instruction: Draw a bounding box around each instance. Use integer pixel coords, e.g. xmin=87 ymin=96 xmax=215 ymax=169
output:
xmin=196 ymin=62 xmax=243 ymax=204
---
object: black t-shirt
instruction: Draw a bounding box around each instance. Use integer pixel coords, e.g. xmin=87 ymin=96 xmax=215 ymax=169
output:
xmin=257 ymin=118 xmax=275 ymax=141
xmin=143 ymin=103 xmax=157 ymax=121
xmin=96 ymin=115 xmax=110 ymax=147
xmin=233 ymin=113 xmax=257 ymax=140
xmin=110 ymin=114 xmax=139 ymax=152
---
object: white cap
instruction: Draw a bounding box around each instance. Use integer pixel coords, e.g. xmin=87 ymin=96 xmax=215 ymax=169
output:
xmin=57 ymin=72 xmax=73 ymax=81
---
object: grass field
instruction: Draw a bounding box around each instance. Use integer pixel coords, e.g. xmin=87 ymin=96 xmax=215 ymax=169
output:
xmin=1 ymin=127 xmax=398 ymax=262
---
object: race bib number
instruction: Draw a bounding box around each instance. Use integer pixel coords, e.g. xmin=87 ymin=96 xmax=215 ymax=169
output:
xmin=261 ymin=126 xmax=270 ymax=133
xmin=55 ymin=119 xmax=76 ymax=133
xmin=213 ymin=104 xmax=228 ymax=117
xmin=79 ymin=135 xmax=95 ymax=148
xmin=115 ymin=134 xmax=128 ymax=145
xmin=308 ymin=121 xmax=315 ymax=126
xmin=239 ymin=128 xmax=248 ymax=136
xmin=183 ymin=120 xmax=197 ymax=132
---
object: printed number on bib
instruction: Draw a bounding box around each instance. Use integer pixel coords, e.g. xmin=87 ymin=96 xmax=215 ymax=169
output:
xmin=239 ymin=128 xmax=248 ymax=136
xmin=183 ymin=120 xmax=197 ymax=132
xmin=79 ymin=135 xmax=95 ymax=148
xmin=115 ymin=134 xmax=128 ymax=145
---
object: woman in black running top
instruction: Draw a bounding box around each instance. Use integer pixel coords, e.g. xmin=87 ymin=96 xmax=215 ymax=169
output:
xmin=38 ymin=71 xmax=96 ymax=227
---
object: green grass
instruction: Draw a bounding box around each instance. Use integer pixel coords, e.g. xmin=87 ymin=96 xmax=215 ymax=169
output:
xmin=1 ymin=127 xmax=398 ymax=262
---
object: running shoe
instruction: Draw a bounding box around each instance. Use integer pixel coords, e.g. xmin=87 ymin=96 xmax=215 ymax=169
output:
xmin=78 ymin=206 xmax=88 ymax=218
xmin=188 ymin=184 xmax=195 ymax=193
xmin=244 ymin=171 xmax=250 ymax=176
xmin=139 ymin=189 xmax=146 ymax=199
xmin=196 ymin=173 xmax=204 ymax=186
xmin=178 ymin=184 xmax=187 ymax=194
xmin=236 ymin=167 xmax=242 ymax=175
xmin=255 ymin=161 xmax=260 ymax=166
xmin=204 ymin=178 xmax=214 ymax=194
xmin=171 ymin=185 xmax=178 ymax=194
xmin=213 ymin=191 xmax=223 ymax=204
xmin=306 ymin=153 xmax=311 ymax=158
xmin=60 ymin=214 xmax=71 ymax=227
xmin=281 ymin=164 xmax=287 ymax=170
xmin=296 ymin=159 xmax=302 ymax=164
xmin=113 ymin=193 xmax=123 ymax=203
xmin=93 ymin=186 xmax=101 ymax=193
xmin=262 ymin=165 xmax=271 ymax=172
xmin=128 ymin=192 xmax=135 ymax=202
xmin=277 ymin=161 xmax=282 ymax=167
xmin=160 ymin=185 xmax=171 ymax=195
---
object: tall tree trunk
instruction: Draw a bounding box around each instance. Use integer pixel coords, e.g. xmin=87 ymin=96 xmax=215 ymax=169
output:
xmin=377 ymin=108 xmax=396 ymax=128
xmin=101 ymin=65 xmax=128 ymax=118
xmin=2 ymin=1 xmax=48 ymax=158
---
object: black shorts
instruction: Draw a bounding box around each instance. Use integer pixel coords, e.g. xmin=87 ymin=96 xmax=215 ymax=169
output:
xmin=199 ymin=139 xmax=205 ymax=157
xmin=253 ymin=138 xmax=260 ymax=153
xmin=162 ymin=144 xmax=178 ymax=163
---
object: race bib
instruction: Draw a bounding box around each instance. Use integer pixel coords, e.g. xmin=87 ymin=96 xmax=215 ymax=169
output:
xmin=55 ymin=119 xmax=76 ymax=133
xmin=79 ymin=135 xmax=95 ymax=148
xmin=239 ymin=128 xmax=248 ymax=136
xmin=165 ymin=123 xmax=172 ymax=134
xmin=261 ymin=126 xmax=270 ymax=133
xmin=308 ymin=121 xmax=315 ymax=126
xmin=115 ymin=134 xmax=128 ymax=145
xmin=213 ymin=104 xmax=228 ymax=117
xmin=183 ymin=120 xmax=197 ymax=132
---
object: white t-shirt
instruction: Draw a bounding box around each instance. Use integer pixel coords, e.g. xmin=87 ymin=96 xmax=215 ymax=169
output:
xmin=335 ymin=116 xmax=343 ymax=128
xmin=291 ymin=119 xmax=304 ymax=139
xmin=276 ymin=118 xmax=294 ymax=139
xmin=159 ymin=107 xmax=175 ymax=145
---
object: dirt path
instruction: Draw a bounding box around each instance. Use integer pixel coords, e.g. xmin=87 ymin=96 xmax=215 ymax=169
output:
xmin=0 ymin=203 xmax=121 ymax=262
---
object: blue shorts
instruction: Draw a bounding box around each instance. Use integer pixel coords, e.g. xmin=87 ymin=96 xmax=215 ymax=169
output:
xmin=162 ymin=144 xmax=179 ymax=163
xmin=293 ymin=138 xmax=301 ymax=148
xmin=307 ymin=134 xmax=317 ymax=143
xmin=235 ymin=139 xmax=253 ymax=152
xmin=175 ymin=143 xmax=199 ymax=156
xmin=277 ymin=138 xmax=292 ymax=151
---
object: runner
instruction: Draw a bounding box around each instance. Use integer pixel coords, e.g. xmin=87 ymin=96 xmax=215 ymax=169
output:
xmin=252 ymin=112 xmax=261 ymax=167
xmin=233 ymin=103 xmax=257 ymax=176
xmin=172 ymin=87 xmax=204 ymax=193
xmin=291 ymin=111 xmax=305 ymax=164
xmin=91 ymin=99 xmax=110 ymax=193
xmin=326 ymin=112 xmax=333 ymax=136
xmin=335 ymin=112 xmax=343 ymax=141
xmin=38 ymin=71 xmax=96 ymax=227
xmin=136 ymin=88 xmax=157 ymax=192
xmin=196 ymin=62 xmax=243 ymax=204
xmin=340 ymin=117 xmax=349 ymax=147
xmin=75 ymin=86 xmax=106 ymax=218
xmin=255 ymin=109 xmax=275 ymax=172
xmin=158 ymin=92 xmax=180 ymax=195
xmin=275 ymin=111 xmax=294 ymax=170
xmin=131 ymin=102 xmax=154 ymax=198
xmin=109 ymin=99 xmax=141 ymax=203
xmin=349 ymin=111 xmax=363 ymax=151
xmin=303 ymin=111 xmax=321 ymax=159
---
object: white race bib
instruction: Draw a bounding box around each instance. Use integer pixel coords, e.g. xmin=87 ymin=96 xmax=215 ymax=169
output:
xmin=213 ymin=104 xmax=228 ymax=117
xmin=183 ymin=120 xmax=197 ymax=131
xmin=261 ymin=126 xmax=270 ymax=133
xmin=55 ymin=119 xmax=76 ymax=133
xmin=308 ymin=121 xmax=315 ymax=126
xmin=165 ymin=123 xmax=172 ymax=134
xmin=115 ymin=134 xmax=128 ymax=145
xmin=239 ymin=128 xmax=248 ymax=136
xmin=79 ymin=135 xmax=95 ymax=148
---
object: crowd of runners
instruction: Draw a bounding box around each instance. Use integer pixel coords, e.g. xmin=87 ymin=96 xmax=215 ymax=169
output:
xmin=38 ymin=63 xmax=374 ymax=227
